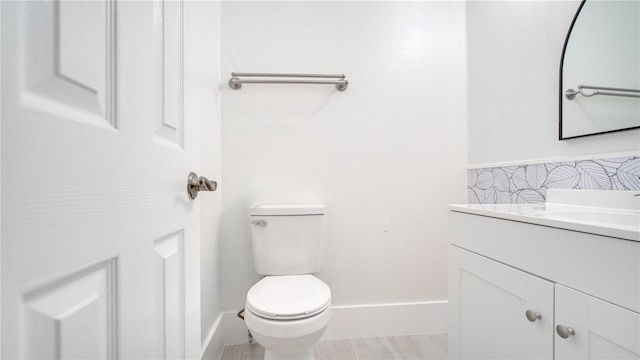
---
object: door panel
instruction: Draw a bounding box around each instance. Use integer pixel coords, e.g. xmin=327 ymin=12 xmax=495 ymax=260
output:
xmin=455 ymin=247 xmax=554 ymax=359
xmin=1 ymin=1 xmax=200 ymax=358
xmin=23 ymin=260 xmax=117 ymax=359
xmin=154 ymin=230 xmax=185 ymax=360
xmin=154 ymin=0 xmax=183 ymax=149
xmin=555 ymin=285 xmax=640 ymax=359
xmin=22 ymin=0 xmax=116 ymax=128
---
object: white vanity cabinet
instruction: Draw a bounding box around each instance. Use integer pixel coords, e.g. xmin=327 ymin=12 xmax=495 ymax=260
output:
xmin=449 ymin=246 xmax=554 ymax=359
xmin=555 ymin=285 xmax=640 ymax=359
xmin=448 ymin=209 xmax=640 ymax=360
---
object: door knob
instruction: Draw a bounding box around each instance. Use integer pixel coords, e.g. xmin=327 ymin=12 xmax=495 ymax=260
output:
xmin=525 ymin=310 xmax=542 ymax=322
xmin=187 ymin=172 xmax=217 ymax=200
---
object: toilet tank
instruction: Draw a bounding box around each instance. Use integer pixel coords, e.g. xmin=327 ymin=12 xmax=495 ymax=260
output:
xmin=249 ymin=204 xmax=326 ymax=275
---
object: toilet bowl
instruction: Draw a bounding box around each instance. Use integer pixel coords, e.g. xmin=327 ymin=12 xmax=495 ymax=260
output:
xmin=245 ymin=274 xmax=331 ymax=360
xmin=246 ymin=204 xmax=330 ymax=360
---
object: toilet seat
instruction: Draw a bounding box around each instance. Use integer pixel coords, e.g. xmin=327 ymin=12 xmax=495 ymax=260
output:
xmin=247 ymin=275 xmax=331 ymax=320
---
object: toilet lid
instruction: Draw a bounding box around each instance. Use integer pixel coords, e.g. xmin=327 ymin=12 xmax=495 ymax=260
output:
xmin=246 ymin=275 xmax=331 ymax=320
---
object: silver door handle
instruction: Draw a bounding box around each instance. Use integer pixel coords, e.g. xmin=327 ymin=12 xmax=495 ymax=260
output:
xmin=556 ymin=324 xmax=575 ymax=339
xmin=187 ymin=172 xmax=217 ymax=200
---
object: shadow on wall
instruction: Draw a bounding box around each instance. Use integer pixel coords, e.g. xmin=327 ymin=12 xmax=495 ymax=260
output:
xmin=468 ymin=155 xmax=640 ymax=204
xmin=221 ymin=198 xmax=263 ymax=297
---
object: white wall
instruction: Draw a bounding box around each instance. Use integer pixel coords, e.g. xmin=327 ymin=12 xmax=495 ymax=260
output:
xmin=188 ymin=0 xmax=223 ymax=355
xmin=220 ymin=0 xmax=467 ymax=321
xmin=467 ymin=0 xmax=640 ymax=167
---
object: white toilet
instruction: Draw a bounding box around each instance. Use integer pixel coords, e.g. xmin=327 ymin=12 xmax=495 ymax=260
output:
xmin=245 ymin=204 xmax=331 ymax=360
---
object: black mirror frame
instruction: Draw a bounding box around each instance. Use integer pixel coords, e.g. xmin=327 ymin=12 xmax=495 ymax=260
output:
xmin=558 ymin=0 xmax=640 ymax=140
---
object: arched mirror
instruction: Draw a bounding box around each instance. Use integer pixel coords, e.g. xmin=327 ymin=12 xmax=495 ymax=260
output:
xmin=560 ymin=0 xmax=640 ymax=140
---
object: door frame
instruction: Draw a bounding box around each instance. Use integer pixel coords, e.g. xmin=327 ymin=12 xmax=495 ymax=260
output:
xmin=1 ymin=1 xmax=4 ymax=354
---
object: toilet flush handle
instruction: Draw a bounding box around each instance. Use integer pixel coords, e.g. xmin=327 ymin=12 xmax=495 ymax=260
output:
xmin=251 ymin=220 xmax=267 ymax=227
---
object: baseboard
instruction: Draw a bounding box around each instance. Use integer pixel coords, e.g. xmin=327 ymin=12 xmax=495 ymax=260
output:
xmin=322 ymin=301 xmax=448 ymax=340
xmin=200 ymin=314 xmax=225 ymax=360
xmin=222 ymin=310 xmax=252 ymax=345
xmin=218 ymin=301 xmax=448 ymax=346
xmin=200 ymin=310 xmax=253 ymax=358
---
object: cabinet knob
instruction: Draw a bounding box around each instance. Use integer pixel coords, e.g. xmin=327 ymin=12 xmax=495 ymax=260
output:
xmin=556 ymin=324 xmax=575 ymax=339
xmin=525 ymin=310 xmax=542 ymax=322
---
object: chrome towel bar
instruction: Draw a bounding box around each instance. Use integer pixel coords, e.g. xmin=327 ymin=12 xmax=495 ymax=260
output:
xmin=565 ymin=85 xmax=640 ymax=99
xmin=229 ymin=72 xmax=349 ymax=91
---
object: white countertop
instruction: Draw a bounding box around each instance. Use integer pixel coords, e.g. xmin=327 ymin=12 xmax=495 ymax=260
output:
xmin=449 ymin=203 xmax=640 ymax=242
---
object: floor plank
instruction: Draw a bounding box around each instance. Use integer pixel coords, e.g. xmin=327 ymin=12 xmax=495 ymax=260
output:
xmin=350 ymin=337 xmax=395 ymax=359
xmin=415 ymin=333 xmax=448 ymax=359
xmin=314 ymin=339 xmax=358 ymax=360
xmin=220 ymin=343 xmax=265 ymax=360
xmin=220 ymin=334 xmax=448 ymax=360
xmin=385 ymin=335 xmax=431 ymax=359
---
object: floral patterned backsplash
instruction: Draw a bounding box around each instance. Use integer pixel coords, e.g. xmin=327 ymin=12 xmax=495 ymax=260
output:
xmin=467 ymin=155 xmax=640 ymax=204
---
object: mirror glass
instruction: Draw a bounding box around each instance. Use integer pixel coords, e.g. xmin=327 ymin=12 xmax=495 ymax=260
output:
xmin=560 ymin=0 xmax=640 ymax=140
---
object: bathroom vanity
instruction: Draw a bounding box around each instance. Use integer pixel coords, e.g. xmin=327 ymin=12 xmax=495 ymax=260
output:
xmin=448 ymin=190 xmax=640 ymax=359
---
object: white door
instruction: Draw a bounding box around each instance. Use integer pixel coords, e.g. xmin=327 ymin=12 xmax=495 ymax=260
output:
xmin=449 ymin=246 xmax=554 ymax=359
xmin=555 ymin=285 xmax=640 ymax=359
xmin=2 ymin=1 xmax=206 ymax=358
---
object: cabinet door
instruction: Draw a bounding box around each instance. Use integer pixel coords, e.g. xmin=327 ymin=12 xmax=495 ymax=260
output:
xmin=555 ymin=285 xmax=640 ymax=359
xmin=449 ymin=246 xmax=554 ymax=359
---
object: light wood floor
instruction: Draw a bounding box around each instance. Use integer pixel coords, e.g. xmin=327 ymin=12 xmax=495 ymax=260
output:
xmin=220 ymin=333 xmax=448 ymax=360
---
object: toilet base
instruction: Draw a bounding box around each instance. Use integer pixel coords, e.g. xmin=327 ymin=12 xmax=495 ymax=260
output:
xmin=264 ymin=348 xmax=314 ymax=360
xmin=244 ymin=303 xmax=331 ymax=360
